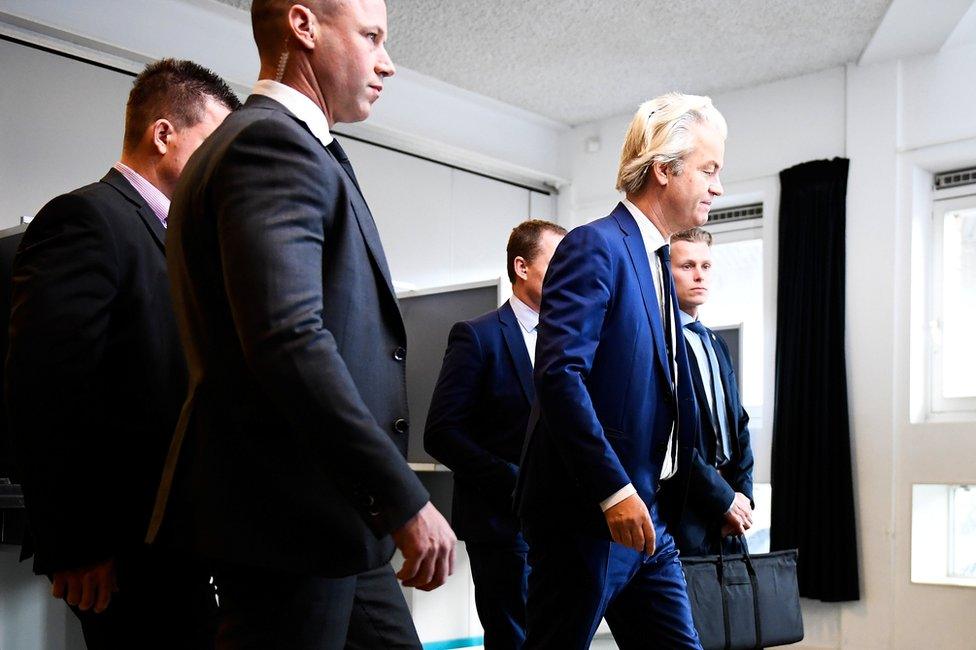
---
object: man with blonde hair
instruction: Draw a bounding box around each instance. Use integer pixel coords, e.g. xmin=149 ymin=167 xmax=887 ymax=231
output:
xmin=515 ymin=92 xmax=726 ymax=648
xmin=667 ymin=227 xmax=755 ymax=557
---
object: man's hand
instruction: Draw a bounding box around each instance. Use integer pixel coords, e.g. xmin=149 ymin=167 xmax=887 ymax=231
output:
xmin=391 ymin=501 xmax=457 ymax=592
xmin=604 ymin=493 xmax=656 ymax=555
xmin=51 ymin=558 xmax=117 ymax=614
xmin=721 ymin=492 xmax=754 ymax=537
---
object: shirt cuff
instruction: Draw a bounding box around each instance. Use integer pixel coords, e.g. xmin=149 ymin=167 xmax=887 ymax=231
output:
xmin=600 ymin=483 xmax=637 ymax=512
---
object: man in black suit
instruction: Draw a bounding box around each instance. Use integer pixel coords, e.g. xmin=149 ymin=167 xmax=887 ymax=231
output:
xmin=146 ymin=1 xmax=456 ymax=648
xmin=667 ymin=227 xmax=755 ymax=555
xmin=425 ymin=219 xmax=565 ymax=650
xmin=6 ymin=59 xmax=239 ymax=648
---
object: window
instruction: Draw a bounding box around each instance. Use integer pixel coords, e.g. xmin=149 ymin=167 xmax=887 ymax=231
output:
xmin=911 ymin=484 xmax=976 ymax=587
xmin=949 ymin=485 xmax=976 ymax=579
xmin=930 ymin=194 xmax=976 ymax=415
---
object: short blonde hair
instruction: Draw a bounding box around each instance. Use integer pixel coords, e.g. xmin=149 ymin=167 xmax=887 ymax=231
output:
xmin=616 ymin=92 xmax=727 ymax=196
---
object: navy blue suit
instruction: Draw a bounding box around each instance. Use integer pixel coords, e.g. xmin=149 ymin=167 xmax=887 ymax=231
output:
xmin=670 ymin=324 xmax=755 ymax=556
xmin=425 ymin=301 xmax=533 ymax=649
xmin=515 ymin=203 xmax=701 ymax=649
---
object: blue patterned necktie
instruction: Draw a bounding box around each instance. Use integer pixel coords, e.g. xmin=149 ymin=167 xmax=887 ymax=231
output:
xmin=686 ymin=319 xmax=730 ymax=466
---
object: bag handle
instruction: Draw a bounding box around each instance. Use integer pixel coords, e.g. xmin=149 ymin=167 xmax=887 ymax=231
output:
xmin=736 ymin=535 xmax=764 ymax=649
xmin=716 ymin=544 xmax=732 ymax=650
xmin=715 ymin=535 xmax=764 ymax=649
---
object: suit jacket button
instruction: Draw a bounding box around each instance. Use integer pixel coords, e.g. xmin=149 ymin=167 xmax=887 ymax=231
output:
xmin=393 ymin=418 xmax=409 ymax=434
xmin=393 ymin=346 xmax=406 ymax=362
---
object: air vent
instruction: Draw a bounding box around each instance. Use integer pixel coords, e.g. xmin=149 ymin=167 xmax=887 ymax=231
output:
xmin=708 ymin=202 xmax=763 ymax=225
xmin=934 ymin=167 xmax=976 ymax=190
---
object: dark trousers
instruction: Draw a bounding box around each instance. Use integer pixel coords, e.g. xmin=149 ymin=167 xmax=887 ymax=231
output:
xmin=213 ymin=561 xmax=421 ymax=650
xmin=69 ymin=545 xmax=217 ymax=650
xmin=467 ymin=539 xmax=529 ymax=650
xmin=522 ymin=504 xmax=701 ymax=650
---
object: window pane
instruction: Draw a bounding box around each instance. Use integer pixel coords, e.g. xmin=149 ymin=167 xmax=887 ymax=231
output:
xmin=951 ymin=485 xmax=976 ymax=578
xmin=701 ymin=239 xmax=764 ymax=406
xmin=942 ymin=209 xmax=976 ymax=399
xmin=699 ymin=238 xmax=767 ymax=481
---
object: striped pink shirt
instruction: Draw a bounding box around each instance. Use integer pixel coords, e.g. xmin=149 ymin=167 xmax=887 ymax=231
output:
xmin=112 ymin=162 xmax=169 ymax=228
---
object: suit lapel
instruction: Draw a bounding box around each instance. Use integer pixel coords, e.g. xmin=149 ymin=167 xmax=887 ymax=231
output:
xmin=613 ymin=204 xmax=672 ymax=386
xmin=498 ymin=302 xmax=534 ymax=403
xmin=331 ymin=155 xmax=398 ymax=303
xmin=101 ymin=168 xmax=166 ymax=253
xmin=245 ymin=95 xmax=400 ymax=306
xmin=709 ymin=329 xmax=741 ymax=458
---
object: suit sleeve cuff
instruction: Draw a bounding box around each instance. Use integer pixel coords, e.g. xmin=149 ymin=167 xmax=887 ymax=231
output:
xmin=600 ymin=483 xmax=636 ymax=512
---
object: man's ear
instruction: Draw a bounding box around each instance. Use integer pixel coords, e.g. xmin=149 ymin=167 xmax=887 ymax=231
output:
xmin=651 ymin=161 xmax=669 ymax=187
xmin=513 ymin=256 xmax=529 ymax=281
xmin=287 ymin=4 xmax=318 ymax=50
xmin=151 ymin=119 xmax=174 ymax=155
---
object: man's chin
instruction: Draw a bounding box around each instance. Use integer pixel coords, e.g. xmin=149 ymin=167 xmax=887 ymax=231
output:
xmin=333 ymin=106 xmax=373 ymax=125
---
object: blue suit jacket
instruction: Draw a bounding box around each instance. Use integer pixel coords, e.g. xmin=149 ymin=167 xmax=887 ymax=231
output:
xmin=669 ymin=326 xmax=755 ymax=554
xmin=425 ymin=302 xmax=534 ymax=544
xmin=515 ymin=203 xmax=698 ymax=536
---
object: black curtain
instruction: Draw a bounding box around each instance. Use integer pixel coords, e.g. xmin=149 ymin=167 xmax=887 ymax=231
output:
xmin=770 ymin=158 xmax=859 ymax=602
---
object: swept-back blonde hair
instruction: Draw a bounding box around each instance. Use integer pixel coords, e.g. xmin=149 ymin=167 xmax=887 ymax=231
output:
xmin=616 ymin=92 xmax=727 ymax=196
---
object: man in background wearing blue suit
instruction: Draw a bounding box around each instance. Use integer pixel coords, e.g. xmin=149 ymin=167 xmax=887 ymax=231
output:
xmin=668 ymin=227 xmax=754 ymax=556
xmin=425 ymin=219 xmax=565 ymax=650
xmin=515 ymin=93 xmax=728 ymax=649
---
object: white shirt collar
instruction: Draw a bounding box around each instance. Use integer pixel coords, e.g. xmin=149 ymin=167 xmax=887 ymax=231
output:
xmin=251 ymin=79 xmax=334 ymax=149
xmin=112 ymin=161 xmax=169 ymax=227
xmin=509 ymin=295 xmax=539 ymax=334
xmin=679 ymin=309 xmax=697 ymax=328
xmin=621 ymin=198 xmax=668 ymax=254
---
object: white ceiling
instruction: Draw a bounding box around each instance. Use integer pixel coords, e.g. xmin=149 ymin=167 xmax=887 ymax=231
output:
xmin=214 ymin=0 xmax=892 ymax=126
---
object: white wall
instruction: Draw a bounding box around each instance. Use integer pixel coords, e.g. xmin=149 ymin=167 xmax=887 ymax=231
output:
xmin=0 ymin=547 xmax=84 ymax=650
xmin=834 ymin=41 xmax=976 ymax=650
xmin=0 ymin=0 xmax=570 ymax=188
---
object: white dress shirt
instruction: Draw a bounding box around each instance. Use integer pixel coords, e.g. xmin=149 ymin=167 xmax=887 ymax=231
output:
xmin=251 ymin=79 xmax=333 ymax=149
xmin=509 ymin=295 xmax=539 ymax=367
xmin=599 ymin=200 xmax=680 ymax=513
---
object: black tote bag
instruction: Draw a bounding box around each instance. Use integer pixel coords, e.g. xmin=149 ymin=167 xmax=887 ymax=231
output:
xmin=681 ymin=539 xmax=803 ymax=649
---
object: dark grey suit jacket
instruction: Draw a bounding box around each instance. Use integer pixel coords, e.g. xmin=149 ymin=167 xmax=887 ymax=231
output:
xmin=147 ymin=94 xmax=429 ymax=577
xmin=7 ymin=169 xmax=185 ymax=574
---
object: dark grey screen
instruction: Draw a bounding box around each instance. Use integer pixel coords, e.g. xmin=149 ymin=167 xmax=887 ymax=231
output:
xmin=400 ymin=284 xmax=498 ymax=463
xmin=712 ymin=325 xmax=741 ymax=380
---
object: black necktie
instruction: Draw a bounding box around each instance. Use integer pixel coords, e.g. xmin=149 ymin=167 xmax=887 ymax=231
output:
xmin=686 ymin=320 xmax=730 ymax=466
xmin=326 ymin=139 xmax=361 ymax=192
xmin=655 ymin=244 xmax=675 ymax=385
